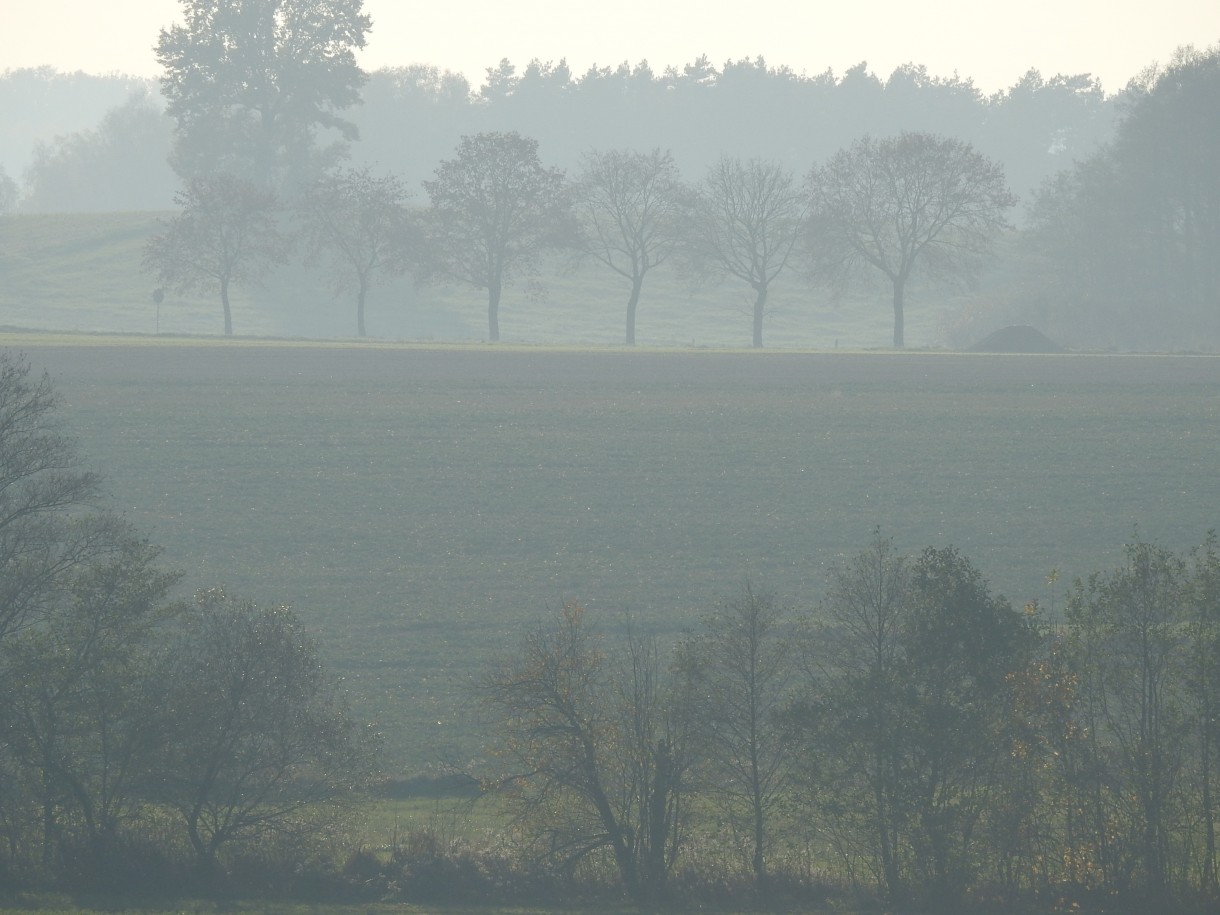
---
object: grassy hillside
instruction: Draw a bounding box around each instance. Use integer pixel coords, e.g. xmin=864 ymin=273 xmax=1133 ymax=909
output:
xmin=8 ymin=340 xmax=1219 ymax=774
xmin=1 ymin=211 xmax=976 ymax=347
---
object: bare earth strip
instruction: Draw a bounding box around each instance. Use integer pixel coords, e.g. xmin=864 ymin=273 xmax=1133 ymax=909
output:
xmin=11 ymin=340 xmax=1220 ymax=771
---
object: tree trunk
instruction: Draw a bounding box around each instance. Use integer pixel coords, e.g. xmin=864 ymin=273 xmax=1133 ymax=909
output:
xmin=487 ymin=279 xmax=502 ymax=343
xmin=625 ymin=275 xmax=643 ymax=346
xmin=891 ymin=279 xmax=905 ymax=348
xmin=41 ymin=767 xmax=56 ymax=866
xmin=752 ymin=783 xmax=766 ymax=887
xmin=220 ymin=275 xmax=233 ymax=336
xmin=1142 ymin=776 xmax=1167 ymax=898
xmin=643 ymin=739 xmax=673 ymax=908
xmin=749 ymin=719 xmax=766 ymax=886
xmin=187 ymin=816 xmax=207 ymax=867
xmin=1203 ymin=707 xmax=1218 ymax=890
xmin=577 ymin=737 xmax=637 ymax=901
xmin=876 ymin=777 xmax=903 ymax=903
xmin=752 ymin=284 xmax=767 ymax=348
xmin=357 ymin=276 xmax=368 ymax=338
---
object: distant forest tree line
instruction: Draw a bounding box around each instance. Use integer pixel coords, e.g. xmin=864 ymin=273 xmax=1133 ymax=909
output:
xmin=2 ymin=347 xmax=1219 ymax=913
xmin=0 ymin=2 xmax=1217 ymax=350
xmin=1 ymin=54 xmax=1113 ymax=214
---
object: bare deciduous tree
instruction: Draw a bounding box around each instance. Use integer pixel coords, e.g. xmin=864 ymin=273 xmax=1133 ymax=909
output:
xmin=675 ymin=581 xmax=794 ymax=888
xmin=807 ymin=132 xmax=1016 ymax=347
xmin=3 ymin=533 xmax=179 ymax=874
xmin=1189 ymin=534 xmax=1220 ymax=892
xmin=143 ymin=174 xmax=289 ymax=335
xmin=1065 ymin=541 xmax=1192 ymax=898
xmin=683 ymin=156 xmax=805 ymax=348
xmin=0 ymin=352 xmax=105 ymax=644
xmin=573 ymin=148 xmax=686 ymax=345
xmin=422 ymin=131 xmax=571 ymax=342
xmin=803 ymin=531 xmax=912 ymax=903
xmin=481 ymin=603 xmax=688 ymax=906
xmin=153 ymin=589 xmax=379 ymax=877
xmin=298 ymin=166 xmax=416 ymax=337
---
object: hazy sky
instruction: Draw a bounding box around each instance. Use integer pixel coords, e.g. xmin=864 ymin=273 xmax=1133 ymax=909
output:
xmin=2 ymin=0 xmax=1218 ymax=95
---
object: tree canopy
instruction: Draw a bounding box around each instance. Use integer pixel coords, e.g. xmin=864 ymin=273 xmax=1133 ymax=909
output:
xmin=21 ymin=94 xmax=175 ymax=213
xmin=0 ymin=352 xmax=380 ymax=890
xmin=807 ymin=132 xmax=1017 ymax=347
xmin=143 ymin=173 xmax=289 ymax=335
xmin=573 ymin=148 xmax=686 ymax=345
xmin=422 ymin=131 xmax=571 ymax=342
xmin=1028 ymin=44 xmax=1220 ymax=349
xmin=481 ymin=603 xmax=688 ymax=907
xmin=156 ymin=0 xmax=371 ymax=188
xmin=298 ymin=166 xmax=416 ymax=337
xmin=683 ymin=156 xmax=806 ymax=347
xmin=153 ymin=589 xmax=379 ymax=875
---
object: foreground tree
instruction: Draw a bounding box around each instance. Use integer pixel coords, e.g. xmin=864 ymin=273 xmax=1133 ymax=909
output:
xmin=1065 ymin=541 xmax=1192 ymax=897
xmin=675 ymin=581 xmax=794 ymax=888
xmin=1189 ymin=534 xmax=1220 ymax=892
xmin=898 ymin=548 xmax=1036 ymax=901
xmin=143 ymin=174 xmax=289 ymax=335
xmin=152 ymin=589 xmax=379 ymax=877
xmin=807 ymin=132 xmax=1016 ymax=347
xmin=0 ymin=352 xmax=180 ymax=884
xmin=482 ymin=603 xmax=688 ymax=906
xmin=573 ymin=149 xmax=686 ymax=344
xmin=683 ymin=157 xmax=806 ymax=347
xmin=298 ymin=166 xmax=416 ymax=336
xmin=422 ymin=131 xmax=571 ymax=342
xmin=3 ymin=534 xmax=179 ymax=877
xmin=798 ymin=531 xmax=912 ymax=903
xmin=156 ymin=0 xmax=371 ymax=187
xmin=795 ymin=539 xmax=1036 ymax=906
xmin=0 ymin=352 xmax=105 ymax=644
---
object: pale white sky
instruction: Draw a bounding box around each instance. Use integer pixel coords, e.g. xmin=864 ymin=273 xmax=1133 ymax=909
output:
xmin=1 ymin=0 xmax=1218 ymax=95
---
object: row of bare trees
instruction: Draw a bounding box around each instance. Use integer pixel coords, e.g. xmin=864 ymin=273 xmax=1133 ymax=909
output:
xmin=480 ymin=533 xmax=1220 ymax=910
xmin=143 ymin=130 xmax=1014 ymax=347
xmin=0 ymin=352 xmax=378 ymax=890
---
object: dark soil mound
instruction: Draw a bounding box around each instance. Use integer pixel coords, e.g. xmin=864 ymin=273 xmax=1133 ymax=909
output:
xmin=968 ymin=325 xmax=1064 ymax=354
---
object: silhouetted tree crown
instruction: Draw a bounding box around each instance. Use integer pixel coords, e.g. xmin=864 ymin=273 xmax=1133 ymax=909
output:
xmin=422 ymin=131 xmax=571 ymax=342
xmin=156 ymin=0 xmax=371 ymax=189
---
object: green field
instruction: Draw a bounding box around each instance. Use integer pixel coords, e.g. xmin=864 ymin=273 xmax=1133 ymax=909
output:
xmin=5 ymin=339 xmax=1217 ymax=772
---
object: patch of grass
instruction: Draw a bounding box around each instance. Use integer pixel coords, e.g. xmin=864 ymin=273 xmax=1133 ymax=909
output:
xmin=358 ymin=793 xmax=508 ymax=854
xmin=0 ymin=212 xmax=241 ymax=335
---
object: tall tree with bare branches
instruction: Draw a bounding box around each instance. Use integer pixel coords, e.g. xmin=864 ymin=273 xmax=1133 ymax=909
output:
xmin=298 ymin=166 xmax=416 ymax=337
xmin=422 ymin=131 xmax=571 ymax=342
xmin=683 ymin=156 xmax=806 ymax=347
xmin=481 ymin=603 xmax=689 ymax=907
xmin=807 ymin=132 xmax=1016 ymax=347
xmin=143 ymin=174 xmax=289 ymax=336
xmin=675 ymin=581 xmax=794 ymax=888
xmin=573 ymin=149 xmax=686 ymax=345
